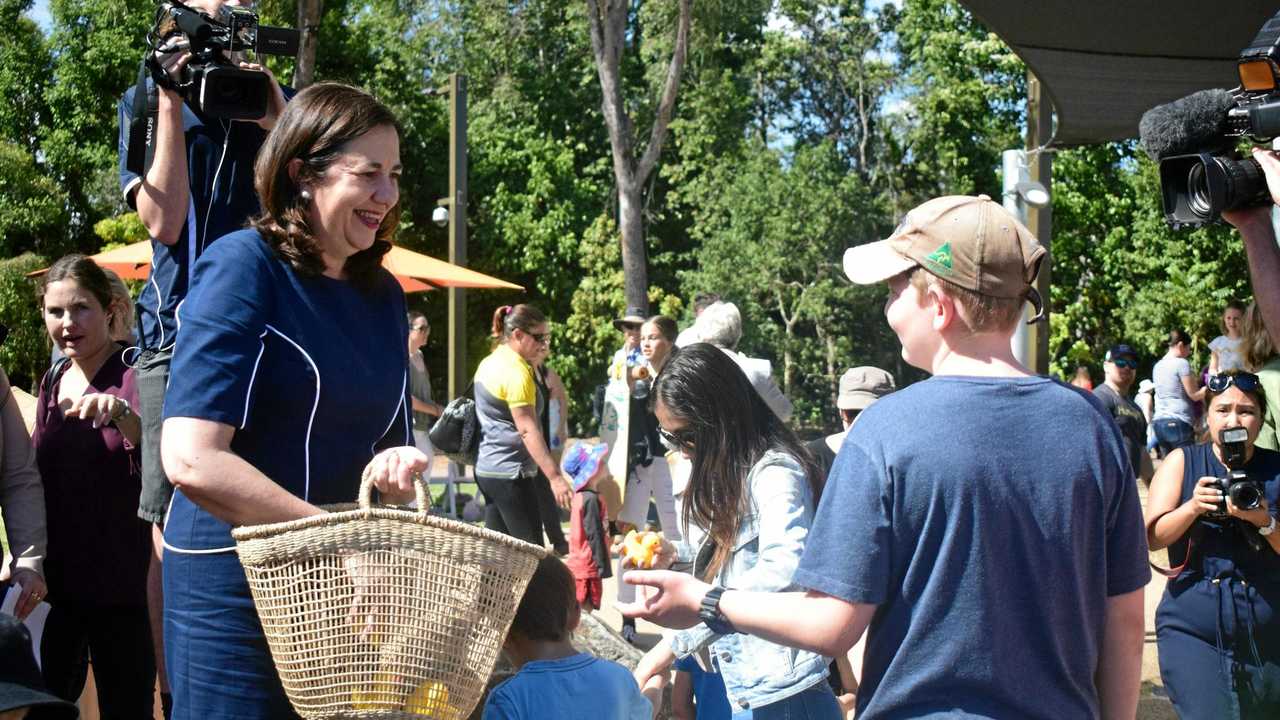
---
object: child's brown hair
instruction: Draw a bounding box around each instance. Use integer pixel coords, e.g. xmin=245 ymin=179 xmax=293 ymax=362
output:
xmin=509 ymin=556 xmax=577 ymax=642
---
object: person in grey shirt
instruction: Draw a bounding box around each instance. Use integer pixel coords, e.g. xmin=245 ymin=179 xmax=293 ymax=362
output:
xmin=1152 ymin=329 xmax=1204 ymax=456
xmin=0 ymin=363 xmax=47 ymax=621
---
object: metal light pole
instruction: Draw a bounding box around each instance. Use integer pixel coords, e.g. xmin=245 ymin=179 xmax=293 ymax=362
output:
xmin=1003 ymin=71 xmax=1054 ymax=374
xmin=429 ymin=74 xmax=469 ymax=401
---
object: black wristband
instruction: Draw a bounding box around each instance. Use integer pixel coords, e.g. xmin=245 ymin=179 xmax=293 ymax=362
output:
xmin=698 ymin=585 xmax=736 ymax=635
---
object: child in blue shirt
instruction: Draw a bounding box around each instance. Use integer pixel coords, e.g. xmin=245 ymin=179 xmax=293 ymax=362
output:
xmin=483 ymin=556 xmax=662 ymax=720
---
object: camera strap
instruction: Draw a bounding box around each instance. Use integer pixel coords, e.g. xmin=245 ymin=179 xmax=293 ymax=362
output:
xmin=1149 ymin=522 xmax=1202 ymax=579
xmin=125 ymin=60 xmax=160 ymax=178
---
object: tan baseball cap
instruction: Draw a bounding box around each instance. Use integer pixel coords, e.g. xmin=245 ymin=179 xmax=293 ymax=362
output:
xmin=837 ymin=366 xmax=896 ymax=410
xmin=843 ymin=195 xmax=1048 ymax=319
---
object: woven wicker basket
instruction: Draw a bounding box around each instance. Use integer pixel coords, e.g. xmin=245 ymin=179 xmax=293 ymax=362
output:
xmin=232 ymin=478 xmax=545 ymax=719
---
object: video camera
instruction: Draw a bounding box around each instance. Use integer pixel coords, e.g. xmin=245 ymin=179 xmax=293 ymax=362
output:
xmin=1206 ymin=426 xmax=1264 ymax=519
xmin=147 ymin=1 xmax=299 ymax=120
xmin=1140 ymin=11 xmax=1280 ymax=228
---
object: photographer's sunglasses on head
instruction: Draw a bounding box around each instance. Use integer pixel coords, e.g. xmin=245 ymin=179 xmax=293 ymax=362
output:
xmin=1207 ymin=372 xmax=1262 ymax=394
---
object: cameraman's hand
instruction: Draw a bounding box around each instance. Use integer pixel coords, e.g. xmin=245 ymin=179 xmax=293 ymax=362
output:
xmin=153 ymin=34 xmax=193 ymax=90
xmin=238 ymin=61 xmax=286 ymax=131
xmin=1223 ymin=147 xmax=1280 ymax=229
xmin=1187 ymin=476 xmax=1223 ymax=516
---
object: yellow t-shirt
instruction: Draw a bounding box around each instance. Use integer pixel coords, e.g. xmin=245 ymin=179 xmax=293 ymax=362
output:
xmin=474 ymin=344 xmax=537 ymax=476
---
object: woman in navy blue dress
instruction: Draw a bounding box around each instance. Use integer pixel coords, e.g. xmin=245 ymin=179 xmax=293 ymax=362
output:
xmin=1146 ymin=370 xmax=1280 ymax=718
xmin=159 ymin=83 xmax=427 ymax=719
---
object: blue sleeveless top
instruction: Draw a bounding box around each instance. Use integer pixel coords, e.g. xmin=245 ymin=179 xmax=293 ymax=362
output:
xmin=1167 ymin=442 xmax=1280 ymax=584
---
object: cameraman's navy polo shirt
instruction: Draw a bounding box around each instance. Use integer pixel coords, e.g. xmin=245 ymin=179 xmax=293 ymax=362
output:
xmin=161 ymin=230 xmax=411 ymax=552
xmin=117 ymin=82 xmax=273 ymax=351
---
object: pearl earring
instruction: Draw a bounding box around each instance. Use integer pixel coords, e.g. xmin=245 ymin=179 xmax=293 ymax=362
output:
xmin=299 ymin=188 xmax=313 ymax=202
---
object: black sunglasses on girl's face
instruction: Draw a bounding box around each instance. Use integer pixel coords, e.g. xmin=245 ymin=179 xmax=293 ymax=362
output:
xmin=659 ymin=426 xmax=695 ymax=452
xmin=1207 ymin=372 xmax=1262 ymax=394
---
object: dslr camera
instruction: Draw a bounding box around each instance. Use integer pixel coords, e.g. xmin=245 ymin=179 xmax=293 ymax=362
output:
xmin=1141 ymin=11 xmax=1280 ymax=227
xmin=147 ymin=1 xmax=299 ymax=120
xmin=1207 ymin=426 xmax=1263 ymax=519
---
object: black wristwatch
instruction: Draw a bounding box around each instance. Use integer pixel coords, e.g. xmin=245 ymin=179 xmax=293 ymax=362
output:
xmin=698 ymin=585 xmax=736 ymax=635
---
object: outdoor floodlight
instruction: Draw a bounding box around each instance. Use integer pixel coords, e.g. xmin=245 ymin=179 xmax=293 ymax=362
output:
xmin=1014 ymin=180 xmax=1051 ymax=208
xmin=432 ymin=206 xmax=450 ymax=228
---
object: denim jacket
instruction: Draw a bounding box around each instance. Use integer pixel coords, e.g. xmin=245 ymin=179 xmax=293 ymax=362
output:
xmin=668 ymin=450 xmax=831 ymax=712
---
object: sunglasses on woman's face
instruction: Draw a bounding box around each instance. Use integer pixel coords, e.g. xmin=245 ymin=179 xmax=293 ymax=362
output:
xmin=1207 ymin=372 xmax=1262 ymax=394
xmin=658 ymin=426 xmax=695 ymax=453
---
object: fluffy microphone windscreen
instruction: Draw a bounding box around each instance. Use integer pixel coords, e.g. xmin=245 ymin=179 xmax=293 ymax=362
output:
xmin=1139 ymin=89 xmax=1235 ymax=161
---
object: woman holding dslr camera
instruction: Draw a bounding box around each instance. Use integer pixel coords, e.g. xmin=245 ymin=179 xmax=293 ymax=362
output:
xmin=1146 ymin=369 xmax=1280 ymax=718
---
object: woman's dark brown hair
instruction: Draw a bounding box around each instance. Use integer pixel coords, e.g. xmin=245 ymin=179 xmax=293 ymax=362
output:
xmin=644 ymin=315 xmax=678 ymax=344
xmin=490 ymin=304 xmax=547 ymax=341
xmin=252 ymin=82 xmax=401 ymax=292
xmin=652 ymin=343 xmax=823 ymax=582
xmin=41 ymin=254 xmax=114 ymax=313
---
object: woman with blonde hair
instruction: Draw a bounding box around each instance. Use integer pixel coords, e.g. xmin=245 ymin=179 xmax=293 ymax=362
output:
xmin=1242 ymin=302 xmax=1280 ymax=450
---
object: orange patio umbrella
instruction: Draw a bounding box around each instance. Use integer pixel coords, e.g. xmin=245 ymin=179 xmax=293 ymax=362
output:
xmin=30 ymin=240 xmax=523 ymax=293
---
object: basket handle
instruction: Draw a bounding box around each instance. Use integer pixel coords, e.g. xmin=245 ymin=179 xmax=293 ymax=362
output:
xmin=358 ymin=470 xmax=430 ymax=514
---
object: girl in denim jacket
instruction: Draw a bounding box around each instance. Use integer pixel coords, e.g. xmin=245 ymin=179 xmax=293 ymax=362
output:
xmin=632 ymin=344 xmax=840 ymax=719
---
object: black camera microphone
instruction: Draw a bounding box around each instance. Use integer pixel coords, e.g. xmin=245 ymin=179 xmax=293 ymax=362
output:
xmin=1139 ymin=89 xmax=1235 ymax=161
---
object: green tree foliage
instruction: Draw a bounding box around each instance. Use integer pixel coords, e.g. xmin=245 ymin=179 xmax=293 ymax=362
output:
xmin=684 ymin=141 xmax=904 ymax=427
xmin=0 ymin=254 xmax=50 ymax=393
xmin=1048 ymin=144 xmax=1250 ymax=377
xmin=0 ymin=141 xmax=69 ymax=258
xmin=9 ymin=0 xmax=1266 ymax=434
xmin=41 ymin=0 xmax=152 ymax=244
xmin=893 ymin=0 xmax=1024 ymax=202
xmin=0 ymin=1 xmax=52 ymax=149
xmin=93 ymin=211 xmax=148 ymax=249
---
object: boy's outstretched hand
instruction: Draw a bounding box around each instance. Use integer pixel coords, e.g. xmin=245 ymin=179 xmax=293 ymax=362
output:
xmin=617 ymin=570 xmax=711 ymax=630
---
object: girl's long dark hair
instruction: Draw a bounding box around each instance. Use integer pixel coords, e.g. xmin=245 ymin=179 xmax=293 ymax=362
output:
xmin=652 ymin=343 xmax=823 ymax=581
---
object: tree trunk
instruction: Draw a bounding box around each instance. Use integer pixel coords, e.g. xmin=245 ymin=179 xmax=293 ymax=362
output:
xmin=586 ymin=0 xmax=691 ymax=315
xmin=294 ymin=0 xmax=323 ymax=89
xmin=817 ymin=323 xmax=838 ymax=411
xmin=617 ymin=181 xmax=648 ymax=312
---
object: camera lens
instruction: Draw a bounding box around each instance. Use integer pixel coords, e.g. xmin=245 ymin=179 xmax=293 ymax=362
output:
xmin=1187 ymin=163 xmax=1214 ymax=217
xmin=1230 ymin=481 xmax=1263 ymax=510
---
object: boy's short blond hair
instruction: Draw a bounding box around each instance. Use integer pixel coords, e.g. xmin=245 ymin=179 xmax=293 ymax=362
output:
xmin=909 ymin=267 xmax=1027 ymax=334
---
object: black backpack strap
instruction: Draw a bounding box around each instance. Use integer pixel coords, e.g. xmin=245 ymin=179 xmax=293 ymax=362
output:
xmin=40 ymin=357 xmax=73 ymax=400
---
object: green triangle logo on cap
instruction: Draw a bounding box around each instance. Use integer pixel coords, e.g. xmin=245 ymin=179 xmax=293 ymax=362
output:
xmin=923 ymin=241 xmax=953 ymax=274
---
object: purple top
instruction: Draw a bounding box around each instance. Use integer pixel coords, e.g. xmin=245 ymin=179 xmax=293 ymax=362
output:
xmin=34 ymin=348 xmax=150 ymax=607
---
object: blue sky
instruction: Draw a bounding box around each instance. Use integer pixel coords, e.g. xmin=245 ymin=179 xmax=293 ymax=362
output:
xmin=27 ymin=0 xmax=52 ymax=32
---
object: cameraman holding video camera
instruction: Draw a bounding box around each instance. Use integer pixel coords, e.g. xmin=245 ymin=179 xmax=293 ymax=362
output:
xmin=1145 ymin=369 xmax=1280 ymax=717
xmin=115 ymin=2 xmax=292 ymax=714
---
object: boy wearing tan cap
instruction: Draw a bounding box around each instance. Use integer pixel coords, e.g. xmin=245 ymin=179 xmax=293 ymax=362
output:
xmin=621 ymin=196 xmax=1149 ymax=720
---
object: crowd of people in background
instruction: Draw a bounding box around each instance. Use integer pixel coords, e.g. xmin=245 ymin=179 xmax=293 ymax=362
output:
xmin=7 ymin=27 xmax=1280 ymax=720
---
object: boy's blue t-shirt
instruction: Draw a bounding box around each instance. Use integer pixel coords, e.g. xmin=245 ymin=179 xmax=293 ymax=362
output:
xmin=673 ymin=655 xmax=731 ymax=720
xmin=794 ymin=375 xmax=1151 ymax=720
xmin=482 ymin=653 xmax=651 ymax=720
